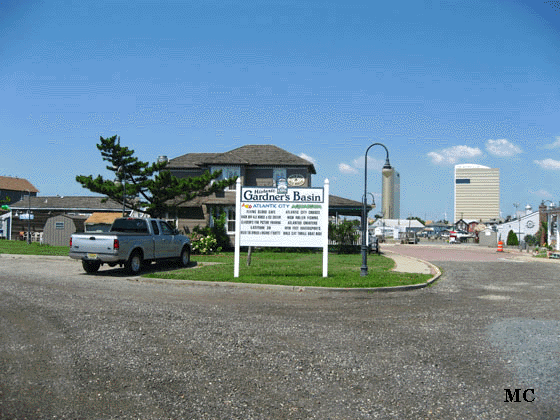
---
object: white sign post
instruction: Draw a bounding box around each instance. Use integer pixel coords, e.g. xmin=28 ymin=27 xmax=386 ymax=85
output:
xmin=234 ymin=178 xmax=330 ymax=278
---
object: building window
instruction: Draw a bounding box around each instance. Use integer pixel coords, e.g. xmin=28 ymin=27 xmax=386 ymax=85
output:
xmin=455 ymin=178 xmax=470 ymax=184
xmin=273 ymin=168 xmax=287 ymax=187
xmin=55 ymin=222 xmax=64 ymax=229
xmin=210 ymin=166 xmax=240 ymax=190
xmin=225 ymin=207 xmax=236 ymax=233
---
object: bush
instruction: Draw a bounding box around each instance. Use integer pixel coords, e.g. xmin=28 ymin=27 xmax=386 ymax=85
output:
xmin=524 ymin=234 xmax=539 ymax=247
xmin=189 ymin=232 xmax=221 ymax=255
xmin=506 ymin=229 xmax=519 ymax=246
xmin=329 ymin=220 xmax=360 ymax=254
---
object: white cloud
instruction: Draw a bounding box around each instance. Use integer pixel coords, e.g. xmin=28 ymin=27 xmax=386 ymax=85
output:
xmin=338 ymin=163 xmax=359 ymax=174
xmin=534 ymin=158 xmax=560 ymax=170
xmin=427 ymin=145 xmax=483 ymax=165
xmin=299 ymin=153 xmax=317 ymax=165
xmin=352 ymin=156 xmax=385 ymax=171
xmin=529 ymin=189 xmax=554 ymax=199
xmin=485 ymin=139 xmax=522 ymax=157
xmin=544 ymin=137 xmax=560 ymax=149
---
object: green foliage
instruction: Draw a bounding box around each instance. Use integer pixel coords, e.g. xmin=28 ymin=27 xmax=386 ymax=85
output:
xmin=189 ymin=232 xmax=221 ymax=255
xmin=536 ymin=221 xmax=547 ymax=246
xmin=210 ymin=209 xmax=231 ymax=250
xmin=524 ymin=234 xmax=539 ymax=247
xmin=506 ymin=229 xmax=519 ymax=246
xmin=328 ymin=220 xmax=360 ymax=254
xmin=76 ymin=135 xmax=237 ymax=218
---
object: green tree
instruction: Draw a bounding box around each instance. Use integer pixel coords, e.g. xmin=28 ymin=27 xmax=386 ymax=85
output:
xmin=328 ymin=220 xmax=359 ymax=254
xmin=506 ymin=229 xmax=519 ymax=246
xmin=76 ymin=135 xmax=237 ymax=218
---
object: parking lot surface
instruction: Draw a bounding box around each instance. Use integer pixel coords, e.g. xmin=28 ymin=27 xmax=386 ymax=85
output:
xmin=0 ymin=253 xmax=559 ymax=419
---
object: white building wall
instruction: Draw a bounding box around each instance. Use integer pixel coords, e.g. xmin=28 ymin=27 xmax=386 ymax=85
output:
xmin=496 ymin=211 xmax=539 ymax=243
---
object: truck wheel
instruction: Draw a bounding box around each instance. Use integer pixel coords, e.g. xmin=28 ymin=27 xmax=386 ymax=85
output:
xmin=125 ymin=251 xmax=143 ymax=275
xmin=82 ymin=260 xmax=101 ymax=273
xmin=178 ymin=246 xmax=191 ymax=267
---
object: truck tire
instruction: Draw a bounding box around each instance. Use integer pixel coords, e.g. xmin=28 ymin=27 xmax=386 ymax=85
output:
xmin=125 ymin=251 xmax=143 ymax=275
xmin=178 ymin=246 xmax=191 ymax=267
xmin=82 ymin=260 xmax=101 ymax=273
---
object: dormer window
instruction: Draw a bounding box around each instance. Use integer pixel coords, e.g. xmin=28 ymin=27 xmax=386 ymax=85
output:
xmin=210 ymin=166 xmax=240 ymax=190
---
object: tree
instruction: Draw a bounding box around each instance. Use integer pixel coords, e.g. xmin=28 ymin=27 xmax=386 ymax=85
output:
xmin=76 ymin=135 xmax=237 ymax=218
xmin=506 ymin=229 xmax=519 ymax=246
xmin=328 ymin=220 xmax=359 ymax=254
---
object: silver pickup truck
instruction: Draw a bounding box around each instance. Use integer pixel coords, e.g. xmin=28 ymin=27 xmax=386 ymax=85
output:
xmin=69 ymin=217 xmax=191 ymax=274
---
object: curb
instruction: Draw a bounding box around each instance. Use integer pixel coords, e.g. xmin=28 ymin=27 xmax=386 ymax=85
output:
xmin=1 ymin=252 xmax=442 ymax=293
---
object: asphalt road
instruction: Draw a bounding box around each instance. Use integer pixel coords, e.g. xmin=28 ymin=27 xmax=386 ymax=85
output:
xmin=0 ymin=252 xmax=559 ymax=419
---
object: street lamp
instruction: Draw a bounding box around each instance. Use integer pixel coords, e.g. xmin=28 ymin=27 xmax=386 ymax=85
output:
xmin=115 ymin=166 xmax=126 ymax=217
xmin=513 ymin=202 xmax=520 ymax=250
xmin=25 ymin=189 xmax=31 ymax=244
xmin=361 ymin=143 xmax=391 ymax=276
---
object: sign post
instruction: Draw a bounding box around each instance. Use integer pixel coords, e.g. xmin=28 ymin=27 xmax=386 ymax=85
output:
xmin=234 ymin=179 xmax=330 ymax=278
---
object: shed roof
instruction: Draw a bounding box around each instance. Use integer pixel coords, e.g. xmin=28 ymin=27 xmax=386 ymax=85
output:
xmin=85 ymin=212 xmax=122 ymax=224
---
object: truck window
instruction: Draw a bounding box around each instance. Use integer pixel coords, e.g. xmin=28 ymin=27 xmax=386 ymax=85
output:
xmin=151 ymin=221 xmax=160 ymax=235
xmin=111 ymin=219 xmax=149 ymax=233
xmin=160 ymin=221 xmax=174 ymax=235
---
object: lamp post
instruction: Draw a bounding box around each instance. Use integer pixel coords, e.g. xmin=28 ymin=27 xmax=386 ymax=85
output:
xmin=25 ymin=189 xmax=31 ymax=244
xmin=361 ymin=143 xmax=391 ymax=276
xmin=116 ymin=166 xmax=126 ymax=217
xmin=513 ymin=202 xmax=520 ymax=250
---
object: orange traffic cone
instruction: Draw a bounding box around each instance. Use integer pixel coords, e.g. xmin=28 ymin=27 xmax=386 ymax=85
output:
xmin=497 ymin=241 xmax=503 ymax=252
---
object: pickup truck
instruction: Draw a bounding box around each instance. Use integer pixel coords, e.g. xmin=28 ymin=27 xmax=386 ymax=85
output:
xmin=69 ymin=217 xmax=191 ymax=274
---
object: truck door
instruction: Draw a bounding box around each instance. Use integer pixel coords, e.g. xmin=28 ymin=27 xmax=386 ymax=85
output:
xmin=151 ymin=220 xmax=169 ymax=258
xmin=160 ymin=221 xmax=181 ymax=257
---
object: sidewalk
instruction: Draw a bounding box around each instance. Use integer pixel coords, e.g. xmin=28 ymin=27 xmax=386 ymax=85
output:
xmin=382 ymin=250 xmax=436 ymax=275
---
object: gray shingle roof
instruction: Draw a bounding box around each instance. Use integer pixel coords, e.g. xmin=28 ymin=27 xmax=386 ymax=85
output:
xmin=168 ymin=145 xmax=316 ymax=174
xmin=10 ymin=196 xmax=125 ymax=211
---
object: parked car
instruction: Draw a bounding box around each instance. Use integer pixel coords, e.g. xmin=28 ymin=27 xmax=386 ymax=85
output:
xmin=69 ymin=217 xmax=191 ymax=274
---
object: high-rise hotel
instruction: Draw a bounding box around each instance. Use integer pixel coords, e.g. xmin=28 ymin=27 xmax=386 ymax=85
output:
xmin=454 ymin=164 xmax=500 ymax=223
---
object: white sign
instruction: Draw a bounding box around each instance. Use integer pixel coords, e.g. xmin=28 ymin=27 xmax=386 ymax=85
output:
xmin=19 ymin=213 xmax=34 ymax=220
xmin=234 ymin=179 xmax=330 ymax=277
xmin=239 ymin=187 xmax=327 ymax=247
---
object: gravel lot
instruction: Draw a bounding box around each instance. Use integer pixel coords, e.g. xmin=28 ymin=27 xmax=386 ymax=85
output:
xmin=0 ymin=253 xmax=559 ymax=419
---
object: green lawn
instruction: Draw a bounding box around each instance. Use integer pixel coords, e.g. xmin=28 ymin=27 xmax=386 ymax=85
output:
xmin=0 ymin=240 xmax=69 ymax=256
xmin=144 ymin=251 xmax=433 ymax=288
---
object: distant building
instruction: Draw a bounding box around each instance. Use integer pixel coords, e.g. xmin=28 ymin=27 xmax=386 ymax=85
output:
xmin=495 ymin=204 xmax=539 ymax=244
xmin=382 ymin=167 xmax=400 ymax=219
xmin=454 ymin=164 xmax=499 ymax=223
xmin=0 ymin=176 xmax=39 ymax=204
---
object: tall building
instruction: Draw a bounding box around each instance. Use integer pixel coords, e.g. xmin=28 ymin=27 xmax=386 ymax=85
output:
xmin=454 ymin=164 xmax=500 ymax=223
xmin=382 ymin=167 xmax=400 ymax=219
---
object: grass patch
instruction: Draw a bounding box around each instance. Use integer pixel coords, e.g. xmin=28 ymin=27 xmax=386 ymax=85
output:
xmin=0 ymin=240 xmax=69 ymax=256
xmin=144 ymin=251 xmax=433 ymax=288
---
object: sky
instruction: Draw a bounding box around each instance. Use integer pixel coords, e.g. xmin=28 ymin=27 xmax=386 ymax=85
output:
xmin=2 ymin=0 xmax=560 ymax=222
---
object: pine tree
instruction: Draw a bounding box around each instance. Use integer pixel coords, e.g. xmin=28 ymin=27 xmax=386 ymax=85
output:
xmin=506 ymin=229 xmax=519 ymax=246
xmin=76 ymin=135 xmax=237 ymax=218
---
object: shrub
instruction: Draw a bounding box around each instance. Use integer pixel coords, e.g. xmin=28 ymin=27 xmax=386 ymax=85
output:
xmin=189 ymin=233 xmax=221 ymax=255
xmin=524 ymin=234 xmax=539 ymax=247
xmin=329 ymin=220 xmax=360 ymax=254
xmin=506 ymin=229 xmax=519 ymax=246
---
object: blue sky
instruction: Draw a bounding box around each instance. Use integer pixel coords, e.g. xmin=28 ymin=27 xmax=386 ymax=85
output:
xmin=2 ymin=0 xmax=560 ymax=221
